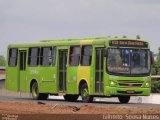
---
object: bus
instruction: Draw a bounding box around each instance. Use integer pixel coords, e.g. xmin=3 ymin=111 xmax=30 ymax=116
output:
xmin=5 ymin=37 xmax=153 ymax=103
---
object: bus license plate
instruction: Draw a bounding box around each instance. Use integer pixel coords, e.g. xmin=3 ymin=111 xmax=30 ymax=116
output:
xmin=127 ymin=90 xmax=135 ymax=94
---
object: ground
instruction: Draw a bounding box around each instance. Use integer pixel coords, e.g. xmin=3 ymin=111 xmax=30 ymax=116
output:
xmin=1 ymin=80 xmax=160 ymax=120
xmin=0 ymin=101 xmax=160 ymax=120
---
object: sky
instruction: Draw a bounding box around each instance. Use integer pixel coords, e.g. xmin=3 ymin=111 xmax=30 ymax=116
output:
xmin=0 ymin=0 xmax=160 ymax=56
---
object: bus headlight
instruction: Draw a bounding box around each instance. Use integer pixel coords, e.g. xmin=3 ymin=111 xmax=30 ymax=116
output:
xmin=110 ymin=81 xmax=117 ymax=87
xmin=145 ymin=83 xmax=149 ymax=86
xmin=142 ymin=82 xmax=150 ymax=87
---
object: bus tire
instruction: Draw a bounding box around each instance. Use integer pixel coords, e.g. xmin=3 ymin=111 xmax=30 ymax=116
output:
xmin=40 ymin=93 xmax=48 ymax=100
xmin=64 ymin=94 xmax=79 ymax=102
xmin=118 ymin=96 xmax=130 ymax=103
xmin=31 ymin=82 xmax=48 ymax=100
xmin=81 ymin=83 xmax=93 ymax=103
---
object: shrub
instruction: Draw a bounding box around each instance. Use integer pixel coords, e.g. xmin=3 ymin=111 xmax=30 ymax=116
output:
xmin=151 ymin=80 xmax=160 ymax=93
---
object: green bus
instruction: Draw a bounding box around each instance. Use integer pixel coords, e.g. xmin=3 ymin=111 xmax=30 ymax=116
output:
xmin=5 ymin=37 xmax=153 ymax=103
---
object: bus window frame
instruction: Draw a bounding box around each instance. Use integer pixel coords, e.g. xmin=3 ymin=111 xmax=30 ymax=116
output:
xmin=28 ymin=47 xmax=40 ymax=67
xmin=52 ymin=47 xmax=56 ymax=66
xmin=8 ymin=48 xmax=18 ymax=67
xmin=40 ymin=46 xmax=52 ymax=67
xmin=69 ymin=46 xmax=81 ymax=66
xmin=80 ymin=45 xmax=93 ymax=66
xmin=106 ymin=47 xmax=151 ymax=77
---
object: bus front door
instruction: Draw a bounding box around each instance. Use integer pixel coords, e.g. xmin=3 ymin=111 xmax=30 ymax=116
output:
xmin=58 ymin=50 xmax=68 ymax=92
xmin=95 ymin=48 xmax=104 ymax=94
xmin=19 ymin=50 xmax=27 ymax=92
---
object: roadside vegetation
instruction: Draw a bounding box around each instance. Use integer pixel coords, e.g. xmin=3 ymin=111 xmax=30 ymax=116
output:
xmin=151 ymin=48 xmax=160 ymax=93
xmin=0 ymin=55 xmax=5 ymax=66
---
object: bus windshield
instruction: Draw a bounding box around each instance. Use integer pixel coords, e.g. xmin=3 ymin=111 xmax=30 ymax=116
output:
xmin=107 ymin=48 xmax=150 ymax=75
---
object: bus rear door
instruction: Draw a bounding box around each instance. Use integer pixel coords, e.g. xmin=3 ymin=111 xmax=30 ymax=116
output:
xmin=58 ymin=49 xmax=68 ymax=93
xmin=19 ymin=50 xmax=27 ymax=92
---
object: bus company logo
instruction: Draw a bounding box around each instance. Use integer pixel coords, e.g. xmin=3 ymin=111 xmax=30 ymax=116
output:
xmin=30 ymin=69 xmax=39 ymax=75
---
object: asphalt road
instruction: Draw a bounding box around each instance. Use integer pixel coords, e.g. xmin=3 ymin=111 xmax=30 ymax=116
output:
xmin=0 ymin=95 xmax=160 ymax=109
xmin=1 ymin=79 xmax=160 ymax=109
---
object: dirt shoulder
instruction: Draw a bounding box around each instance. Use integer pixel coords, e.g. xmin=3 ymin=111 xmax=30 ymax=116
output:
xmin=0 ymin=102 xmax=160 ymax=120
xmin=1 ymin=101 xmax=160 ymax=114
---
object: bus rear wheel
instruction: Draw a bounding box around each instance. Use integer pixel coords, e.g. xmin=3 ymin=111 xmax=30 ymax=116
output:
xmin=81 ymin=83 xmax=93 ymax=103
xmin=31 ymin=82 xmax=48 ymax=100
xmin=118 ymin=96 xmax=130 ymax=103
xmin=64 ymin=94 xmax=79 ymax=102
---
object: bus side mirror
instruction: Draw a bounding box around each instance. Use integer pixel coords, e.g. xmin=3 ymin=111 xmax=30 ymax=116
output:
xmin=150 ymin=51 xmax=154 ymax=65
xmin=103 ymin=48 xmax=108 ymax=57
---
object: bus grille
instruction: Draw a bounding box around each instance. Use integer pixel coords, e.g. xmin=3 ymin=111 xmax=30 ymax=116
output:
xmin=118 ymin=81 xmax=143 ymax=87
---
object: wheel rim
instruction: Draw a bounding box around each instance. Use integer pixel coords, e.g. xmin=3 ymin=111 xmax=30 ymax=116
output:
xmin=33 ymin=84 xmax=38 ymax=97
xmin=82 ymin=88 xmax=89 ymax=98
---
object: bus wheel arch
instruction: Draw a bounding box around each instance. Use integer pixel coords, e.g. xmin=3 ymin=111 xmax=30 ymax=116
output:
xmin=30 ymin=79 xmax=48 ymax=100
xmin=78 ymin=79 xmax=93 ymax=103
xmin=79 ymin=80 xmax=87 ymax=94
xmin=30 ymin=79 xmax=37 ymax=93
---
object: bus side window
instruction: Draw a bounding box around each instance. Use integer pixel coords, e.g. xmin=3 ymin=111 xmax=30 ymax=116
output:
xmin=69 ymin=46 xmax=80 ymax=66
xmin=81 ymin=46 xmax=92 ymax=66
xmin=40 ymin=47 xmax=52 ymax=66
xmin=28 ymin=47 xmax=40 ymax=66
xmin=52 ymin=47 xmax=56 ymax=66
xmin=8 ymin=48 xmax=18 ymax=67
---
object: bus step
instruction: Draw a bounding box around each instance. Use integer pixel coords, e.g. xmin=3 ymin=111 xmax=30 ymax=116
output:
xmin=58 ymin=93 xmax=66 ymax=96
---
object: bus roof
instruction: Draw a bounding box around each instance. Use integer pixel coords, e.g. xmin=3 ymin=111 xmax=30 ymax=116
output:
xmin=8 ymin=37 xmax=149 ymax=48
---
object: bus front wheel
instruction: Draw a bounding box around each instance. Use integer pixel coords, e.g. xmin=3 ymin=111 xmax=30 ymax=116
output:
xmin=31 ymin=82 xmax=48 ymax=100
xmin=81 ymin=83 xmax=93 ymax=103
xmin=118 ymin=96 xmax=130 ymax=103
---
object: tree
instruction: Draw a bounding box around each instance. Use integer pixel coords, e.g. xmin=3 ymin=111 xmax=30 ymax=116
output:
xmin=151 ymin=48 xmax=160 ymax=93
xmin=151 ymin=48 xmax=160 ymax=75
xmin=0 ymin=55 xmax=6 ymax=66
xmin=156 ymin=52 xmax=160 ymax=75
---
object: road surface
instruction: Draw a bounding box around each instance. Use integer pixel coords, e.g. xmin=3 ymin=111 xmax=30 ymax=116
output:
xmin=0 ymin=94 xmax=160 ymax=109
xmin=1 ymin=80 xmax=160 ymax=120
xmin=1 ymin=79 xmax=160 ymax=108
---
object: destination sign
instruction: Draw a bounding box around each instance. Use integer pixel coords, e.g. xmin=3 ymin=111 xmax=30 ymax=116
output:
xmin=109 ymin=40 xmax=148 ymax=48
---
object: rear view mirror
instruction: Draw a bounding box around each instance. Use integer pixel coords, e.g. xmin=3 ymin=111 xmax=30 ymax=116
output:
xmin=150 ymin=51 xmax=154 ymax=65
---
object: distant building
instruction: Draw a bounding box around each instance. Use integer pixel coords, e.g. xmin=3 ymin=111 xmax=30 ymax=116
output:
xmin=0 ymin=66 xmax=5 ymax=80
xmin=0 ymin=66 xmax=5 ymax=75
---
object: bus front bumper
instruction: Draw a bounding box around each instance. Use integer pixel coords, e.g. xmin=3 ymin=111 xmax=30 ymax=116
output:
xmin=104 ymin=86 xmax=150 ymax=96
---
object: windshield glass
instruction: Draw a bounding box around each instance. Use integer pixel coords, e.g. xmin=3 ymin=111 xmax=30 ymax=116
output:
xmin=107 ymin=48 xmax=150 ymax=75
